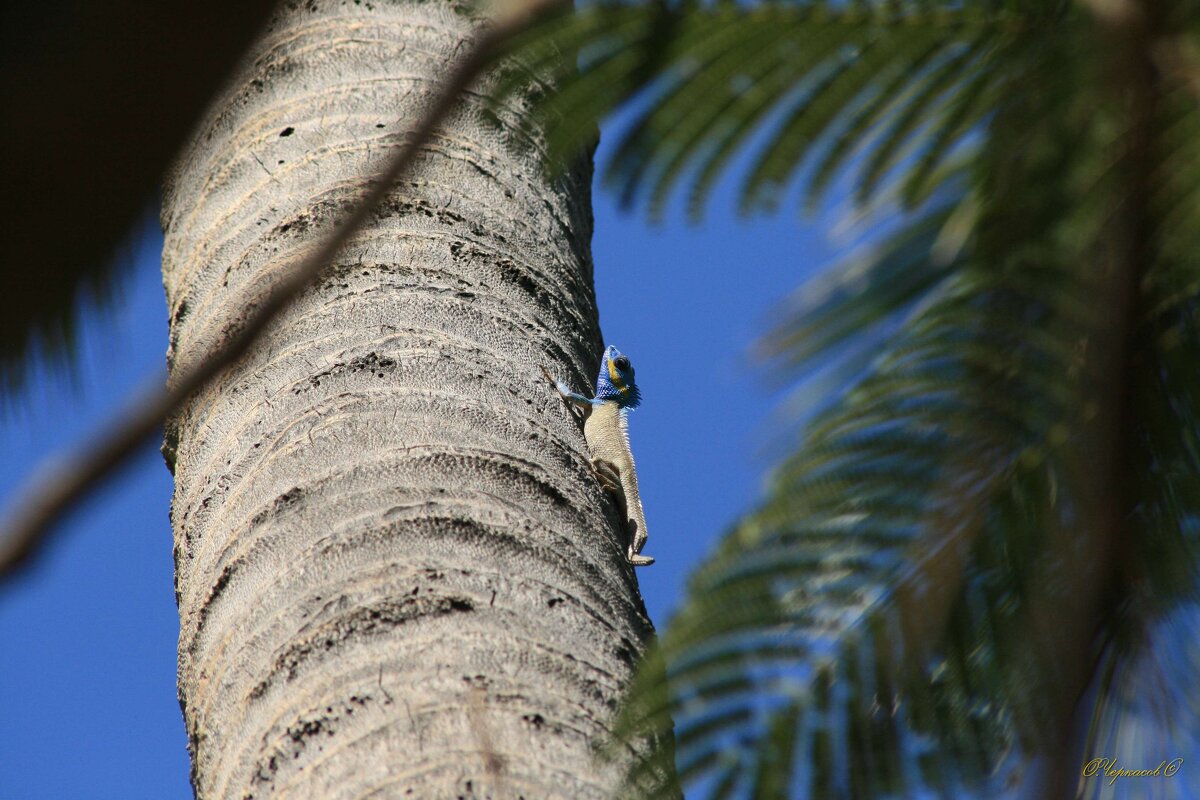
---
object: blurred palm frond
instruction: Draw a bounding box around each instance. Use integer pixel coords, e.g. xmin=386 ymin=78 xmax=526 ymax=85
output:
xmin=489 ymin=0 xmax=1046 ymax=221
xmin=491 ymin=1 xmax=1200 ymax=796
xmin=0 ymin=0 xmax=276 ymax=396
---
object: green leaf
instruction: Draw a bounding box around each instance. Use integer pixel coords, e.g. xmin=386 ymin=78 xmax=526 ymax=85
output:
xmin=491 ymin=1 xmax=1030 ymax=220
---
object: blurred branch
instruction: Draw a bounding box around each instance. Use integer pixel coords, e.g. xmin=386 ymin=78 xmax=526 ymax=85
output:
xmin=1033 ymin=0 xmax=1162 ymax=796
xmin=0 ymin=0 xmax=564 ymax=584
xmin=893 ymin=457 xmax=996 ymax=674
xmin=1152 ymin=35 xmax=1200 ymax=101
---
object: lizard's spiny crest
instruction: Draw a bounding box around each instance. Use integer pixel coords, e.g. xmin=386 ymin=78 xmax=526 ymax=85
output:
xmin=595 ymin=345 xmax=641 ymax=408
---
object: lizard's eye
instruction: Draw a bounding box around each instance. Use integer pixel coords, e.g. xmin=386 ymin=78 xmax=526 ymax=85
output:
xmin=613 ymin=356 xmax=630 ymax=371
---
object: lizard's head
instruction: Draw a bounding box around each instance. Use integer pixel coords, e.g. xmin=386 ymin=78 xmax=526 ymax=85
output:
xmin=595 ymin=345 xmax=641 ymax=408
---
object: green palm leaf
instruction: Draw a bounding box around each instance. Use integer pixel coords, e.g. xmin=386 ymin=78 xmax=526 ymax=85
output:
xmin=0 ymin=2 xmax=278 ymax=397
xmin=490 ymin=1 xmax=1200 ymax=796
xmin=489 ymin=1 xmax=1034 ymax=220
xmin=610 ymin=15 xmax=1200 ymax=789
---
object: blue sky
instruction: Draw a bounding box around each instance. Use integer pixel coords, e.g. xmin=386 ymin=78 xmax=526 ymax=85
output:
xmin=0 ymin=123 xmax=840 ymax=798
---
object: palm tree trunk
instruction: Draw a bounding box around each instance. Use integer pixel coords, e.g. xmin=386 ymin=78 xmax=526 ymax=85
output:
xmin=160 ymin=2 xmax=662 ymax=797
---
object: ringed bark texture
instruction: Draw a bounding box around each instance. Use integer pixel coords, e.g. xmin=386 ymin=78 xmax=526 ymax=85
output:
xmin=160 ymin=1 xmax=659 ymax=797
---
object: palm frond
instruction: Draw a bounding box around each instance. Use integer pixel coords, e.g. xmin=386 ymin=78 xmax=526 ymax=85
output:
xmin=608 ymin=7 xmax=1200 ymax=789
xmin=492 ymin=1 xmax=1200 ymax=796
xmin=609 ymin=221 xmax=1082 ymax=795
xmin=759 ymin=193 xmax=969 ymax=377
xmin=489 ymin=1 xmax=1043 ymax=221
xmin=0 ymin=1 xmax=277 ymax=398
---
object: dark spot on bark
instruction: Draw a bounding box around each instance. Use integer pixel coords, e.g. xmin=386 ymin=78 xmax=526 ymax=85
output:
xmin=251 ymin=487 xmax=304 ymax=527
xmin=297 ymin=352 xmax=397 ymax=393
xmin=161 ymin=420 xmax=180 ymax=474
xmin=377 ymin=195 xmax=465 ymax=225
xmin=496 ymin=258 xmax=538 ymax=298
xmin=251 ymin=754 xmax=279 ymax=785
xmin=376 ymin=122 xmax=385 ymax=128
xmin=269 ymin=487 xmax=303 ymax=518
xmin=171 ymin=299 xmax=190 ymax=326
xmin=522 ymin=713 xmax=545 ymax=728
xmin=547 ymin=597 xmax=562 ymax=608
xmin=255 ymin=595 xmax=478 ymax=694
xmin=279 ymin=126 xmax=295 ymax=137
xmin=210 ymin=563 xmax=237 ymax=603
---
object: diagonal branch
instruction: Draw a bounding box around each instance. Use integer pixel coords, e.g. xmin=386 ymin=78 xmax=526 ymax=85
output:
xmin=0 ymin=0 xmax=564 ymax=584
xmin=1030 ymin=0 xmax=1162 ymax=796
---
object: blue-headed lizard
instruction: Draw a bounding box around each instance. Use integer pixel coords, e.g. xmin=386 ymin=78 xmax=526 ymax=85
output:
xmin=541 ymin=346 xmax=655 ymax=567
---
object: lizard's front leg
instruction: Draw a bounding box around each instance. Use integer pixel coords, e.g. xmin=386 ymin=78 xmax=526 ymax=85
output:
xmin=539 ymin=364 xmax=591 ymax=412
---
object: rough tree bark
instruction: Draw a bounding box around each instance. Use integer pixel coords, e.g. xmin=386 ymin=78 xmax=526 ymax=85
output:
xmin=160 ymin=1 xmax=663 ymax=797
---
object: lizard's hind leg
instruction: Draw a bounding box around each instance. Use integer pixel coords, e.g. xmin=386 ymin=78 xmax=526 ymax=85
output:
xmin=592 ymin=458 xmax=656 ymax=567
xmin=591 ymin=458 xmax=622 ymax=494
xmin=629 ymin=522 xmax=652 ymax=565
